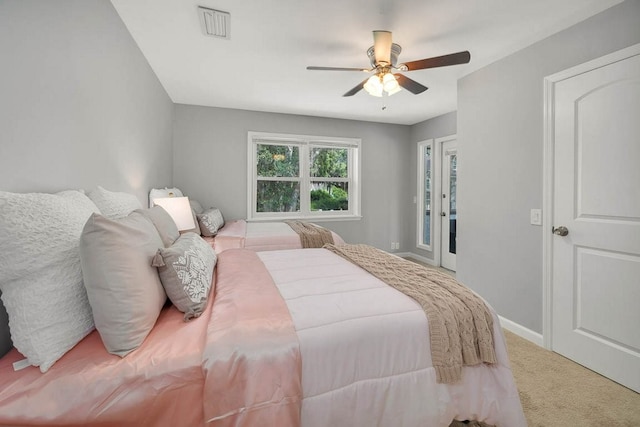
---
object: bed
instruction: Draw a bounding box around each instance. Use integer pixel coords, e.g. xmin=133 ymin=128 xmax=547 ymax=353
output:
xmin=204 ymin=219 xmax=345 ymax=253
xmin=149 ymin=187 xmax=345 ymax=253
xmin=0 ymin=247 xmax=525 ymax=426
xmin=0 ymin=189 xmax=525 ymax=426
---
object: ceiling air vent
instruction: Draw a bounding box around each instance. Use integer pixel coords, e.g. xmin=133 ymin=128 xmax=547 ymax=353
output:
xmin=198 ymin=6 xmax=230 ymax=40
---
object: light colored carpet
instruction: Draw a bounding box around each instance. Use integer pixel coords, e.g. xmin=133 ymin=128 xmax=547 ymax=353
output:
xmin=504 ymin=329 xmax=639 ymax=426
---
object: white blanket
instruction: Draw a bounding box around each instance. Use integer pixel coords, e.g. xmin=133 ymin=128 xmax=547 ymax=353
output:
xmin=258 ymin=248 xmax=526 ymax=427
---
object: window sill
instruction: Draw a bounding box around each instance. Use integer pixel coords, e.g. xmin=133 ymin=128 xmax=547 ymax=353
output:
xmin=248 ymin=214 xmax=362 ymax=223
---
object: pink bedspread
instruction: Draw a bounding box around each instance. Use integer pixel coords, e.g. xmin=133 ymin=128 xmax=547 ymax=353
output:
xmin=0 ymin=250 xmax=301 ymax=427
xmin=203 ymin=249 xmax=302 ymax=426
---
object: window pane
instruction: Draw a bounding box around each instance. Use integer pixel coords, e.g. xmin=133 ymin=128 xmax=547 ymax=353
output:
xmin=310 ymin=182 xmax=348 ymax=211
xmin=256 ymin=181 xmax=300 ymax=213
xmin=423 ymin=146 xmax=431 ymax=246
xmin=257 ymin=144 xmax=299 ymax=177
xmin=310 ymin=147 xmax=348 ymax=178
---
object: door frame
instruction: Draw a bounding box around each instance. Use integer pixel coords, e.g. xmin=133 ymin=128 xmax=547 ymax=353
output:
xmin=542 ymin=43 xmax=640 ymax=350
xmin=440 ymin=138 xmax=457 ymax=271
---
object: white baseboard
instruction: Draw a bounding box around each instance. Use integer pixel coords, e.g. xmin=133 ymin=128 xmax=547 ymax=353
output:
xmin=499 ymin=315 xmax=544 ymax=347
xmin=396 ymin=252 xmax=436 ymax=266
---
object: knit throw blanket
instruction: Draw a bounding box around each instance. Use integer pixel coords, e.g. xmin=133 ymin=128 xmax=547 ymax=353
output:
xmin=323 ymin=243 xmax=497 ymax=384
xmin=285 ymin=221 xmax=334 ymax=248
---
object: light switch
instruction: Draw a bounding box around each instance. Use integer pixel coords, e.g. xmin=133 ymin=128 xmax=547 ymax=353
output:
xmin=530 ymin=209 xmax=542 ymax=226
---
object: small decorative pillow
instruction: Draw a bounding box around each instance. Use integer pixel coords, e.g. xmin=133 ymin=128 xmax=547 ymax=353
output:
xmin=80 ymin=212 xmax=167 ymax=357
xmin=135 ymin=206 xmax=180 ymax=248
xmin=0 ymin=191 xmax=97 ymax=372
xmin=152 ymin=233 xmax=216 ymax=321
xmin=87 ymin=186 xmax=142 ymax=219
xmin=197 ymin=208 xmax=225 ymax=237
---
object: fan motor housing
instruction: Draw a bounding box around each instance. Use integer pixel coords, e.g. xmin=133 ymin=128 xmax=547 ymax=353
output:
xmin=367 ymin=43 xmax=402 ymax=67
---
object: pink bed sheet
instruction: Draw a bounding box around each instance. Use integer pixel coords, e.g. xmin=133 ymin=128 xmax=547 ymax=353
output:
xmin=0 ymin=299 xmax=211 ymax=426
xmin=205 ymin=220 xmax=345 ymax=254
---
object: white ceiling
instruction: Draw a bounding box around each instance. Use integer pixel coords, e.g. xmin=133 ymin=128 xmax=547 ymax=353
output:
xmin=110 ymin=0 xmax=622 ymax=125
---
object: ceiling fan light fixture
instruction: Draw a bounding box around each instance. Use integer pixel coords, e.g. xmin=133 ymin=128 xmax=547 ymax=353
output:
xmin=382 ymin=73 xmax=400 ymax=95
xmin=364 ymin=75 xmax=383 ymax=97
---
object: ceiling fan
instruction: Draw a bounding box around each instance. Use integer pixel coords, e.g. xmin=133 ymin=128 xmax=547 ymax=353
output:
xmin=307 ymin=30 xmax=470 ymax=97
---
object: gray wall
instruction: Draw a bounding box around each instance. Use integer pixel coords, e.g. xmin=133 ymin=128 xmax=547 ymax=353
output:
xmin=0 ymin=0 xmax=174 ymax=203
xmin=0 ymin=0 xmax=173 ymax=355
xmin=173 ymin=105 xmax=412 ymax=250
xmin=456 ymin=0 xmax=640 ymax=334
xmin=408 ymin=111 xmax=458 ymax=261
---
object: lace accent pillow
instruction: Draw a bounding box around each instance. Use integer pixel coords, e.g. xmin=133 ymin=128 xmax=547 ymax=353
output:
xmin=152 ymin=233 xmax=217 ymax=321
xmin=197 ymin=208 xmax=225 ymax=237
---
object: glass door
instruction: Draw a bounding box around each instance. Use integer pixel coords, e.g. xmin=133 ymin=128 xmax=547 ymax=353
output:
xmin=417 ymin=141 xmax=432 ymax=249
xmin=441 ymin=140 xmax=457 ymax=271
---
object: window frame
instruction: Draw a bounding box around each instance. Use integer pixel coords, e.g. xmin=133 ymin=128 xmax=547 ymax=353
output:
xmin=248 ymin=131 xmax=361 ymax=221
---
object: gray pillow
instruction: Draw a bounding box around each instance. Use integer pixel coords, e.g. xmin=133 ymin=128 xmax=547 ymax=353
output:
xmin=189 ymin=199 xmax=204 ymax=215
xmin=181 ymin=208 xmax=201 ymax=235
xmin=152 ymin=233 xmax=216 ymax=321
xmin=197 ymin=208 xmax=225 ymax=237
xmin=135 ymin=205 xmax=180 ymax=247
xmin=80 ymin=212 xmax=166 ymax=357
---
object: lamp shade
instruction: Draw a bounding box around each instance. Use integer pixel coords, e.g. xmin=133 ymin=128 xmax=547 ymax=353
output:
xmin=364 ymin=75 xmax=383 ymax=97
xmin=153 ymin=196 xmax=195 ymax=231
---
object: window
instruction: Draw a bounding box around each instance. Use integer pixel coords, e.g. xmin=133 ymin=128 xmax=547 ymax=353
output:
xmin=248 ymin=132 xmax=361 ymax=221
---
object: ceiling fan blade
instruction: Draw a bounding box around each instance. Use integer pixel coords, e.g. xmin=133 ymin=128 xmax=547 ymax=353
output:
xmin=402 ymin=51 xmax=471 ymax=71
xmin=307 ymin=66 xmax=370 ymax=72
xmin=394 ymin=74 xmax=428 ymax=94
xmin=373 ymin=30 xmax=392 ymax=65
xmin=343 ymin=78 xmax=369 ymax=97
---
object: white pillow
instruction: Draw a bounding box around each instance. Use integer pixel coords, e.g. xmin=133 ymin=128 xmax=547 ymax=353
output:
xmin=87 ymin=186 xmax=142 ymax=219
xmin=0 ymin=191 xmax=96 ymax=372
xmin=57 ymin=190 xmax=101 ymax=214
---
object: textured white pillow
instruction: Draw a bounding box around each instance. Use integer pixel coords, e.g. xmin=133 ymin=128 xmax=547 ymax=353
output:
xmin=87 ymin=186 xmax=142 ymax=219
xmin=57 ymin=190 xmax=101 ymax=214
xmin=0 ymin=191 xmax=96 ymax=372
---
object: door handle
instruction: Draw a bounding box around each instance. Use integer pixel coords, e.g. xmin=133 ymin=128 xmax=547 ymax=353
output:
xmin=441 ymin=212 xmax=446 ymax=217
xmin=552 ymin=226 xmax=569 ymax=236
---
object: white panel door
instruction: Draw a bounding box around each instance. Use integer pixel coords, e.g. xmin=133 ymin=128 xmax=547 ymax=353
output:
xmin=551 ymin=46 xmax=640 ymax=392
